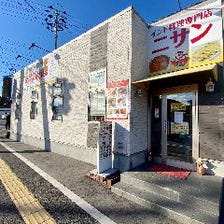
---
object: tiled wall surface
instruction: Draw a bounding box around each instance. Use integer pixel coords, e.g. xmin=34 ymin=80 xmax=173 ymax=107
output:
xmin=11 ymin=7 xmax=149 ymax=170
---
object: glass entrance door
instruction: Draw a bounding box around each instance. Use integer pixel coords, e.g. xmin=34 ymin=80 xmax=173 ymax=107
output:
xmin=166 ymin=92 xmax=193 ymax=163
xmin=151 ymin=89 xmax=198 ymax=168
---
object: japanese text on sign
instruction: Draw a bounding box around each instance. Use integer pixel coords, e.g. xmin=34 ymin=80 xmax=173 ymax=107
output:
xmin=149 ymin=0 xmax=223 ymax=74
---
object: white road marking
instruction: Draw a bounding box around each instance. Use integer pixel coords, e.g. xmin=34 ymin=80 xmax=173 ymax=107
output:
xmin=0 ymin=142 xmax=116 ymax=224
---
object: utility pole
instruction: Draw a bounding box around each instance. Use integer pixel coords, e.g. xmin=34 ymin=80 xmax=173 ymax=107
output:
xmin=54 ymin=10 xmax=59 ymax=50
xmin=44 ymin=6 xmax=67 ymax=49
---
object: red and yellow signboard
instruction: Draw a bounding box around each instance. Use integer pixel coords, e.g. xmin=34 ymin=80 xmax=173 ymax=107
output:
xmin=149 ymin=0 xmax=223 ymax=75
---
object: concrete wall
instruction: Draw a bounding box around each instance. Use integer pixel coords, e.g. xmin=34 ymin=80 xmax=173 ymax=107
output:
xmin=12 ymin=33 xmax=90 ymax=149
xmin=11 ymin=7 xmax=149 ymax=171
xmin=129 ymin=11 xmax=149 ymax=167
xmin=198 ymin=65 xmax=224 ymax=177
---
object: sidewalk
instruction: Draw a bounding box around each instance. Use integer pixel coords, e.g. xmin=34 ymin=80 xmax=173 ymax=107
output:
xmin=0 ymin=139 xmax=177 ymax=224
xmin=112 ymin=162 xmax=223 ymax=224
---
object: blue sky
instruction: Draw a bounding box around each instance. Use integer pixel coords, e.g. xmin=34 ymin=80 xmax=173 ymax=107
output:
xmin=0 ymin=0 xmax=202 ymax=95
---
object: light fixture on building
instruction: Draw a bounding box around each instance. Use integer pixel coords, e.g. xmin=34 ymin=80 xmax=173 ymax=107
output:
xmin=135 ymin=88 xmax=143 ymax=97
xmin=205 ymin=77 xmax=215 ymax=92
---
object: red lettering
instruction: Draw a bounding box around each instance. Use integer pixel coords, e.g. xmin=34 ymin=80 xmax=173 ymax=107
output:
xmin=185 ymin=16 xmax=193 ymax=25
xmin=168 ymin=22 xmax=176 ymax=30
xmin=204 ymin=9 xmax=212 ymax=18
xmin=43 ymin=58 xmax=48 ymax=74
xmin=194 ymin=12 xmax=203 ymax=22
xmin=176 ymin=19 xmax=185 ymax=27
xmin=167 ymin=9 xmax=213 ymax=30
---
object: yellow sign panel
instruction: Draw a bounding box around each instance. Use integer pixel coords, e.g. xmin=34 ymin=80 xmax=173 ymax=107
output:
xmin=170 ymin=102 xmax=186 ymax=112
xmin=171 ymin=122 xmax=189 ymax=135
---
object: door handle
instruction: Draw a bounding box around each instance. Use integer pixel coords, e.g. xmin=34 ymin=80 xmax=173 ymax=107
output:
xmin=164 ymin=120 xmax=167 ymax=134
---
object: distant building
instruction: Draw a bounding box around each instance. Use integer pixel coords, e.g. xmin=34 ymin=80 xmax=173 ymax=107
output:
xmin=2 ymin=75 xmax=12 ymax=106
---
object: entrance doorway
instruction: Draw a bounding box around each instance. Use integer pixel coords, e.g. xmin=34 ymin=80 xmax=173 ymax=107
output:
xmin=151 ymin=85 xmax=198 ymax=170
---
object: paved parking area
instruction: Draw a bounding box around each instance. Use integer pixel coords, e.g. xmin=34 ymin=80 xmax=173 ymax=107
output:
xmin=0 ymin=139 xmax=177 ymax=224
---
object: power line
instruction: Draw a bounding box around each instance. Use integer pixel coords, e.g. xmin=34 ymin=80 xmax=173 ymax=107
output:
xmin=177 ymin=0 xmax=182 ymax=11
xmin=0 ymin=0 xmax=94 ymax=76
xmin=0 ymin=0 xmax=90 ymax=32
xmin=28 ymin=42 xmax=55 ymax=55
xmin=0 ymin=0 xmax=89 ymax=49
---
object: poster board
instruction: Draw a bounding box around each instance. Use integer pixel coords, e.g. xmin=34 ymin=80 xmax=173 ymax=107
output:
xmin=107 ymin=79 xmax=129 ymax=120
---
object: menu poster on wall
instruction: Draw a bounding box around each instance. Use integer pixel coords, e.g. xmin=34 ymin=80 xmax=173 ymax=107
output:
xmin=107 ymin=79 xmax=129 ymax=120
xmin=89 ymin=68 xmax=106 ymax=117
xmin=149 ymin=0 xmax=223 ymax=75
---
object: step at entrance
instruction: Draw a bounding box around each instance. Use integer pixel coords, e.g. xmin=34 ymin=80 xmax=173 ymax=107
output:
xmin=111 ymin=170 xmax=222 ymax=224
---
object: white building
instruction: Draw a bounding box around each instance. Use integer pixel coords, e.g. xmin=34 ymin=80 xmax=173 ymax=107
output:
xmin=11 ymin=0 xmax=224 ymax=177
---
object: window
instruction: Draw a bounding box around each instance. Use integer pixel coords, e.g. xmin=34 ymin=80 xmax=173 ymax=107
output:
xmin=30 ymin=101 xmax=38 ymax=119
xmin=52 ymin=79 xmax=64 ymax=121
xmin=88 ymin=68 xmax=106 ymax=121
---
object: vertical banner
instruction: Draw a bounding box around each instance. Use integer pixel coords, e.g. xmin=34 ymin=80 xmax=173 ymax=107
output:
xmin=97 ymin=121 xmax=112 ymax=173
xmin=107 ymin=79 xmax=129 ymax=120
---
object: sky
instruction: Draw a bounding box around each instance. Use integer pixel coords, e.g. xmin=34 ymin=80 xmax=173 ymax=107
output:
xmin=0 ymin=0 xmax=202 ymax=95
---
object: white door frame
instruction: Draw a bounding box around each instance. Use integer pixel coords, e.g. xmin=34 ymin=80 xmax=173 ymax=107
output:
xmin=157 ymin=85 xmax=199 ymax=170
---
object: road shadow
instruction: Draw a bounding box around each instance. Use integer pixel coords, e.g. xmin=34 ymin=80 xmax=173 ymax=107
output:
xmin=219 ymin=178 xmax=224 ymax=223
xmin=0 ymin=150 xmax=47 ymax=154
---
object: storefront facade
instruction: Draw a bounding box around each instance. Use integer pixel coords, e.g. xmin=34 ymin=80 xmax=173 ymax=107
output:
xmin=10 ymin=0 xmax=224 ymax=177
xmin=133 ymin=0 xmax=224 ymax=176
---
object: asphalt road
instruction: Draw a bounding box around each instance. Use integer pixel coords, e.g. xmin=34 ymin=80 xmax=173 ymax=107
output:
xmin=0 ymin=122 xmax=177 ymax=224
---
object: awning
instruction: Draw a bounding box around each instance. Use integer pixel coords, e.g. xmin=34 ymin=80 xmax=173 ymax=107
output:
xmin=132 ymin=64 xmax=217 ymax=84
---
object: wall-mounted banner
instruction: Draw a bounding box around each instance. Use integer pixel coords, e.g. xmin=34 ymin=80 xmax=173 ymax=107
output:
xmin=24 ymin=54 xmax=59 ymax=91
xmin=89 ymin=68 xmax=106 ymax=117
xmin=107 ymin=79 xmax=129 ymax=120
xmin=149 ymin=0 xmax=223 ymax=75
